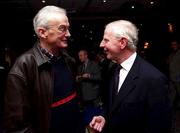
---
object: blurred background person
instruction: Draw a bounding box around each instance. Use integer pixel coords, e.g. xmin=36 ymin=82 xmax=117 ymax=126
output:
xmin=76 ymin=49 xmax=102 ymax=132
xmin=95 ymin=51 xmax=114 ymax=105
xmin=168 ymin=40 xmax=180 ymax=109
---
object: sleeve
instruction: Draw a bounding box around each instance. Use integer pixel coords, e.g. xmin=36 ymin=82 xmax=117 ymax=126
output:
xmin=4 ymin=73 xmax=33 ymax=133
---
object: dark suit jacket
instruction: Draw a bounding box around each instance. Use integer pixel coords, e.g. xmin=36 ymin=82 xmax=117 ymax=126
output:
xmin=104 ymin=55 xmax=172 ymax=133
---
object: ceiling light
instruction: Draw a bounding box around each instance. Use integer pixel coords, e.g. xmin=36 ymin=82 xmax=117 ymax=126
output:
xmin=150 ymin=1 xmax=154 ymax=5
xmin=42 ymin=0 xmax=46 ymax=3
xmin=103 ymin=0 xmax=107 ymax=3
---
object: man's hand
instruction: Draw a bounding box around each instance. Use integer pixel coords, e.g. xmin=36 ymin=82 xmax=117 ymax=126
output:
xmin=89 ymin=115 xmax=105 ymax=132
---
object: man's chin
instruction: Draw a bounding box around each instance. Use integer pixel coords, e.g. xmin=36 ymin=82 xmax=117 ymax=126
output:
xmin=58 ymin=43 xmax=68 ymax=48
xmin=62 ymin=43 xmax=68 ymax=48
xmin=106 ymin=54 xmax=111 ymax=60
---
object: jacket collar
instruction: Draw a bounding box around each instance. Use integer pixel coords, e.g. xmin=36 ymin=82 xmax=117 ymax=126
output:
xmin=32 ymin=42 xmax=52 ymax=66
xmin=32 ymin=42 xmax=73 ymax=67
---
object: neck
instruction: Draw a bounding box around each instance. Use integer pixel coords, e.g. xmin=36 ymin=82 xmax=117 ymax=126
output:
xmin=40 ymin=41 xmax=60 ymax=57
xmin=116 ymin=50 xmax=135 ymax=64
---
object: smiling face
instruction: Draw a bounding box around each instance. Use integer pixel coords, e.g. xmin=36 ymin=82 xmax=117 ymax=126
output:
xmin=100 ymin=27 xmax=122 ymax=61
xmin=38 ymin=14 xmax=70 ymax=51
xmin=46 ymin=15 xmax=70 ymax=48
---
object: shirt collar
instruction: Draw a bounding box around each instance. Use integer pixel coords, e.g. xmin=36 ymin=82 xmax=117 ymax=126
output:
xmin=40 ymin=47 xmax=62 ymax=62
xmin=40 ymin=47 xmax=56 ymax=60
xmin=121 ymin=52 xmax=137 ymax=71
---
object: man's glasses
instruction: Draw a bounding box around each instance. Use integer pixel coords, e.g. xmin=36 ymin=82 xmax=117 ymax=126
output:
xmin=47 ymin=24 xmax=70 ymax=33
xmin=57 ymin=25 xmax=70 ymax=33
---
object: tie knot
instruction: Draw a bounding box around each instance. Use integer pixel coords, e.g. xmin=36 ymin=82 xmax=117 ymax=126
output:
xmin=114 ymin=64 xmax=122 ymax=77
xmin=115 ymin=64 xmax=122 ymax=72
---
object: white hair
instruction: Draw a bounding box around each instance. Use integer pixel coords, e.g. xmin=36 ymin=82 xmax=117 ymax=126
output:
xmin=33 ymin=6 xmax=67 ymax=36
xmin=106 ymin=20 xmax=139 ymax=51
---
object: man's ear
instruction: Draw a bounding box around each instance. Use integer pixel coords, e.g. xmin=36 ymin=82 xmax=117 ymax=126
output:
xmin=37 ymin=27 xmax=48 ymax=39
xmin=119 ymin=37 xmax=128 ymax=49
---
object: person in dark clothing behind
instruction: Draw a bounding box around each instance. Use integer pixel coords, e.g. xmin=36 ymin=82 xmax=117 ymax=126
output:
xmin=4 ymin=6 xmax=83 ymax=133
xmin=89 ymin=20 xmax=172 ymax=133
xmin=0 ymin=64 xmax=7 ymax=133
xmin=96 ymin=51 xmax=114 ymax=104
xmin=76 ymin=50 xmax=102 ymax=129
xmin=167 ymin=40 xmax=180 ymax=108
xmin=0 ymin=48 xmax=10 ymax=133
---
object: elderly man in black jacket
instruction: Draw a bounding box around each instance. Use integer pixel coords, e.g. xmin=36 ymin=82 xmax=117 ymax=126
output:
xmin=4 ymin=6 xmax=83 ymax=133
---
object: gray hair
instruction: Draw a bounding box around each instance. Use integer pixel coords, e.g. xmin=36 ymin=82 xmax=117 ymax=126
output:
xmin=106 ymin=20 xmax=138 ymax=51
xmin=33 ymin=6 xmax=67 ymax=36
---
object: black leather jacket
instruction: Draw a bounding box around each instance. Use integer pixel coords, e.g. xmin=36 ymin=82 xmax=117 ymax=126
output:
xmin=4 ymin=43 xmax=77 ymax=133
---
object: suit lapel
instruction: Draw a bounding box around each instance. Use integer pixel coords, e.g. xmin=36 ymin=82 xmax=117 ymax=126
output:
xmin=110 ymin=56 xmax=141 ymax=112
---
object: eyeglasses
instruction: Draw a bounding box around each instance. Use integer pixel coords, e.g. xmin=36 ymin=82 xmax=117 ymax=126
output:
xmin=57 ymin=25 xmax=70 ymax=33
xmin=47 ymin=24 xmax=70 ymax=33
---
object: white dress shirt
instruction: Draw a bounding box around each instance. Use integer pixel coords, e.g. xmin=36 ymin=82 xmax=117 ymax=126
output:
xmin=117 ymin=52 xmax=137 ymax=92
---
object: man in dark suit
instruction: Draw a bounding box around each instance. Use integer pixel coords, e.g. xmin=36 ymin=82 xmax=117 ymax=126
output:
xmin=76 ymin=50 xmax=102 ymax=131
xmin=76 ymin=50 xmax=102 ymax=104
xmin=89 ymin=20 xmax=172 ymax=133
